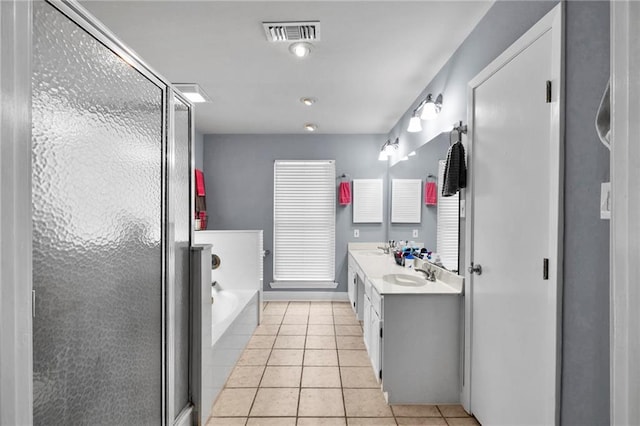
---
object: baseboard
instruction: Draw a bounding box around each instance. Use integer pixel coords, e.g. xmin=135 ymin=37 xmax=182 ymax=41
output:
xmin=263 ymin=291 xmax=349 ymax=302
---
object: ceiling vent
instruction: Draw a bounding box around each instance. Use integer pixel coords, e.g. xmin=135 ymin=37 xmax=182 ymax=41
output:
xmin=263 ymin=21 xmax=321 ymax=42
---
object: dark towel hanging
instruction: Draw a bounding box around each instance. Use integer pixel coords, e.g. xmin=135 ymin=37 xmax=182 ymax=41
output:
xmin=442 ymin=141 xmax=467 ymax=196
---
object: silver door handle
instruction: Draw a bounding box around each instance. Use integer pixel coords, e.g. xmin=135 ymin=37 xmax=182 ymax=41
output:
xmin=468 ymin=263 xmax=482 ymax=275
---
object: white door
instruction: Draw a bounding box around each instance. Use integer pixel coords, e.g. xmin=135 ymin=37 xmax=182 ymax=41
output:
xmin=468 ymin=6 xmax=563 ymax=425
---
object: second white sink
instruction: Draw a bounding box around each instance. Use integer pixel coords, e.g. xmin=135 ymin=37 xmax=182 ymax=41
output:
xmin=382 ymin=273 xmax=427 ymax=287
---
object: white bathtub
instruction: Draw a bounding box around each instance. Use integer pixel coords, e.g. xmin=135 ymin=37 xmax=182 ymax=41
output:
xmin=211 ymin=287 xmax=257 ymax=345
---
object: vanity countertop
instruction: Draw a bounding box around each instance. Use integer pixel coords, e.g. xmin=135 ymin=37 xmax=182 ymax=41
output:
xmin=348 ymin=243 xmax=463 ymax=296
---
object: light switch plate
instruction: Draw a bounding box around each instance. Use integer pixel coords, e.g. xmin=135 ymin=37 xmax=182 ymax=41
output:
xmin=412 ymin=229 xmax=419 ymax=238
xmin=354 ymin=229 xmax=360 ymax=238
xmin=601 ymin=182 xmax=611 ymax=220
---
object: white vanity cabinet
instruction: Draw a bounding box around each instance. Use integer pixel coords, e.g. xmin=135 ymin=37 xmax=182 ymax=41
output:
xmin=366 ymin=278 xmax=382 ymax=382
xmin=347 ymin=256 xmax=357 ymax=313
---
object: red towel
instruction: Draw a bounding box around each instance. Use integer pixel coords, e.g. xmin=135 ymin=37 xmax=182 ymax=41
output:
xmin=425 ymin=181 xmax=437 ymax=205
xmin=195 ymin=169 xmax=206 ymax=196
xmin=339 ymin=181 xmax=351 ymax=205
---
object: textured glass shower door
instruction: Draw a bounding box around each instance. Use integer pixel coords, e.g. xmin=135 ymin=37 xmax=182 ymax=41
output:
xmin=32 ymin=2 xmax=165 ymax=424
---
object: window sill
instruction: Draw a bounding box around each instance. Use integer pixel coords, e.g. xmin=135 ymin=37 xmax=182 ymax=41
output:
xmin=270 ymin=281 xmax=339 ymax=289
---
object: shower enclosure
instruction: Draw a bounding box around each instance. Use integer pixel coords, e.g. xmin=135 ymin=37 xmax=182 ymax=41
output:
xmin=29 ymin=1 xmax=194 ymax=424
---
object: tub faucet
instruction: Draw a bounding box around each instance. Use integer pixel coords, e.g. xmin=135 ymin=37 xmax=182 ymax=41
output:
xmin=416 ymin=268 xmax=436 ymax=281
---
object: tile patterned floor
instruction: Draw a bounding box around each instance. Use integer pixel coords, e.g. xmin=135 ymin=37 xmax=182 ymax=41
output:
xmin=207 ymin=301 xmax=480 ymax=426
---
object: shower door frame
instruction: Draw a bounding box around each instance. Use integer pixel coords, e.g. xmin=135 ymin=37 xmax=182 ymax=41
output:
xmin=0 ymin=0 xmax=194 ymax=424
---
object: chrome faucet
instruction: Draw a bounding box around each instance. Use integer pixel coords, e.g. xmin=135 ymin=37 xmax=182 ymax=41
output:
xmin=415 ymin=268 xmax=436 ymax=282
xmin=377 ymin=244 xmax=391 ymax=254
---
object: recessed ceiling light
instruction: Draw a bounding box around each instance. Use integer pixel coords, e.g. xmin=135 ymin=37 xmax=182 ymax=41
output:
xmin=289 ymin=42 xmax=312 ymax=58
xmin=304 ymin=123 xmax=318 ymax=132
xmin=300 ymin=97 xmax=316 ymax=106
xmin=173 ymin=83 xmax=212 ymax=103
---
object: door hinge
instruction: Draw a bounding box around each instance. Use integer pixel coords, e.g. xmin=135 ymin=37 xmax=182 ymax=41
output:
xmin=379 ymin=369 xmax=382 ymax=379
xmin=546 ymin=80 xmax=552 ymax=103
xmin=543 ymin=258 xmax=549 ymax=280
xmin=380 ymin=328 xmax=383 ymax=338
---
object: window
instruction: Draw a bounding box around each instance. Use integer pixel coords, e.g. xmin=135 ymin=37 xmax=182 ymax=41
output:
xmin=272 ymin=160 xmax=336 ymax=288
xmin=437 ymin=160 xmax=460 ymax=272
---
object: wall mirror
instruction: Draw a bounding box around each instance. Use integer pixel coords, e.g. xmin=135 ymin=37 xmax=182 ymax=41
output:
xmin=387 ymin=132 xmax=460 ymax=273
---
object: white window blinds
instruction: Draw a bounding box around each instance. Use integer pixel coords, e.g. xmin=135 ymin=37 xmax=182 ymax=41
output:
xmin=437 ymin=160 xmax=460 ymax=272
xmin=273 ymin=160 xmax=336 ymax=286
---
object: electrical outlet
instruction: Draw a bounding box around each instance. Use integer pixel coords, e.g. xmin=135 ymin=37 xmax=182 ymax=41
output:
xmin=412 ymin=229 xmax=419 ymax=238
xmin=354 ymin=229 xmax=360 ymax=238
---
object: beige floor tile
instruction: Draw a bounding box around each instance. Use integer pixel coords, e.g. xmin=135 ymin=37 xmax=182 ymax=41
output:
xmin=304 ymin=349 xmax=339 ymax=366
xmin=307 ymin=324 xmax=335 ymax=336
xmin=278 ymin=324 xmax=308 ymax=336
xmin=263 ymin=306 xmax=287 ymax=315
xmin=332 ymin=310 xmax=354 ymax=318
xmin=336 ymin=336 xmax=366 ymax=350
xmin=306 ymin=335 xmax=337 ymax=350
xmin=237 ymin=349 xmax=271 ymax=366
xmin=309 ymin=307 xmax=334 ymax=316
xmin=260 ymin=366 xmax=302 ymax=387
xmin=254 ymin=324 xmax=281 ymax=335
xmin=287 ymin=305 xmax=310 ymax=315
xmin=268 ymin=301 xmax=290 ymax=307
xmin=333 ymin=315 xmax=359 ymax=325
xmin=343 ymin=388 xmax=393 ymax=417
xmin=261 ymin=314 xmax=284 ymax=324
xmin=297 ymin=418 xmax=347 ymax=426
xmin=282 ymin=314 xmax=309 ymax=324
xmin=335 ymin=325 xmax=363 ymax=336
xmin=444 ymin=418 xmax=480 ymax=426
xmin=211 ymin=388 xmax=257 ymax=417
xmin=347 ymin=418 xmax=397 ymax=425
xmin=246 ymin=418 xmax=296 ymax=426
xmin=301 ymin=366 xmax=341 ymax=388
xmin=274 ymin=335 xmax=306 ymax=349
xmin=226 ymin=366 xmax=265 ymax=388
xmin=340 ymin=367 xmax=380 ymax=388
xmin=246 ymin=334 xmax=276 ymax=349
xmin=267 ymin=349 xmax=304 ymax=366
xmin=250 ymin=388 xmax=299 ymax=417
xmin=395 ymin=418 xmax=447 ymax=426
xmin=308 ymin=314 xmax=334 ymax=324
xmin=392 ymin=405 xmax=440 ymax=417
xmin=206 ymin=417 xmax=247 ymax=425
xmin=298 ymin=388 xmax=345 ymax=417
xmin=437 ymin=405 xmax=470 ymax=418
xmin=338 ymin=350 xmax=371 ymax=367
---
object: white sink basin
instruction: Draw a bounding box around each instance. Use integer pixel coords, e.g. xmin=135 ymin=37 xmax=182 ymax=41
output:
xmin=382 ymin=273 xmax=427 ymax=287
xmin=360 ymin=251 xmax=386 ymax=256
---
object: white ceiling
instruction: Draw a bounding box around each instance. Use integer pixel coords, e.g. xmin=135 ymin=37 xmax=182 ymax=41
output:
xmin=81 ymin=1 xmax=493 ymax=135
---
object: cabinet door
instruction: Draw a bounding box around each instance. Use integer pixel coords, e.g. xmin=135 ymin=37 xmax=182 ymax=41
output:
xmin=347 ymin=265 xmax=356 ymax=311
xmin=363 ymin=294 xmax=371 ymax=352
xmin=371 ymin=309 xmax=382 ymax=382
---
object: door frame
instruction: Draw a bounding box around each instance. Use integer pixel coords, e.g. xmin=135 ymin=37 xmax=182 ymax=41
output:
xmin=462 ymin=4 xmax=564 ymax=423
xmin=610 ymin=1 xmax=640 ymax=424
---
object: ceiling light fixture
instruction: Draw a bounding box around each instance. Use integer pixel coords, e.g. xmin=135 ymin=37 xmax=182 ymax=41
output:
xmin=289 ymin=42 xmax=312 ymax=58
xmin=172 ymin=83 xmax=212 ymax=103
xmin=304 ymin=123 xmax=318 ymax=132
xmin=407 ymin=113 xmax=422 ymax=133
xmin=300 ymin=97 xmax=316 ymax=106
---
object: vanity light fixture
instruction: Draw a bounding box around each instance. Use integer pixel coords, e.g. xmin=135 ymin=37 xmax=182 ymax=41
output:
xmin=400 ymin=155 xmax=409 ymax=161
xmin=406 ymin=93 xmax=443 ymax=131
xmin=408 ymin=151 xmax=416 ymax=157
xmin=304 ymin=123 xmax=318 ymax=132
xmin=289 ymin=42 xmax=312 ymax=58
xmin=378 ymin=138 xmax=400 ymax=160
xmin=173 ymin=83 xmax=212 ymax=103
xmin=420 ymin=93 xmax=443 ymax=120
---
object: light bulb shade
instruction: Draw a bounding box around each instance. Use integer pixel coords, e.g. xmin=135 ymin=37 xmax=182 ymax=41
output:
xmin=378 ymin=151 xmax=388 ymax=161
xmin=400 ymin=156 xmax=409 ymax=161
xmin=384 ymin=144 xmax=396 ymax=155
xmin=407 ymin=116 xmax=422 ymax=132
xmin=420 ymin=101 xmax=438 ymax=120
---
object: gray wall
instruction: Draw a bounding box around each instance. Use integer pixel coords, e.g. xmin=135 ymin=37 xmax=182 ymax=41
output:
xmin=384 ymin=1 xmax=610 ymax=424
xmin=202 ymin=134 xmax=388 ymax=292
xmin=194 ymin=131 xmax=204 ymax=171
